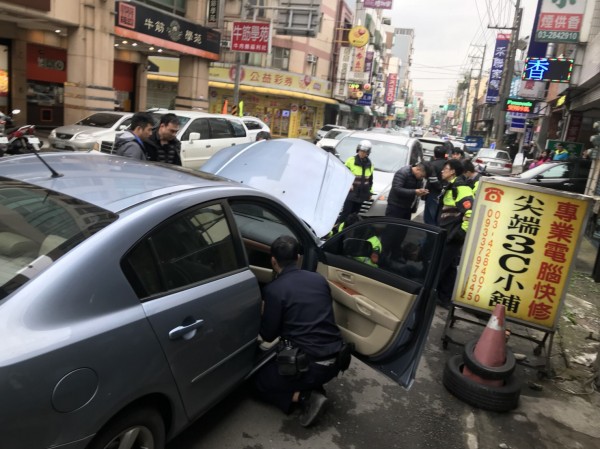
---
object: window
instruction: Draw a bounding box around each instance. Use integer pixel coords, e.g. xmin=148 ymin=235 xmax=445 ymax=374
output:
xmin=310 ymin=59 xmax=317 ymax=77
xmin=123 ymin=203 xmax=243 ymax=299
xmin=272 ymin=47 xmax=290 ymax=70
xmin=139 ymin=0 xmax=186 ymax=16
xmin=209 ymin=118 xmax=233 ymax=139
xmin=181 ymin=118 xmax=210 ymax=141
xmin=230 ymin=119 xmax=248 ymax=137
xmin=244 ymin=120 xmax=262 ymax=131
xmin=540 ymin=164 xmax=570 ymax=179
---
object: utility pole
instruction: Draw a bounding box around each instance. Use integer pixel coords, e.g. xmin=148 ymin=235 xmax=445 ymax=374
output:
xmin=469 ymin=44 xmax=487 ymax=136
xmin=490 ymin=0 xmax=522 ymax=145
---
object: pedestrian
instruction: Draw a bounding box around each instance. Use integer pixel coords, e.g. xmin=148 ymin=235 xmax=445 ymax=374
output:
xmin=462 ymin=159 xmax=482 ymax=196
xmin=529 ymin=150 xmax=551 ymax=169
xmin=436 ymin=159 xmax=475 ymax=309
xmin=255 ymin=235 xmax=348 ymax=427
xmin=144 ymin=113 xmax=182 ymax=165
xmin=450 ymin=148 xmax=465 ymax=160
xmin=256 ymin=131 xmax=272 ymax=141
xmin=552 ymin=143 xmax=569 ymax=161
xmin=114 ymin=112 xmax=154 ymax=160
xmin=338 ymin=140 xmax=374 ymax=224
xmin=386 ymin=162 xmax=430 ymax=220
xmin=423 ymin=146 xmax=447 ymax=225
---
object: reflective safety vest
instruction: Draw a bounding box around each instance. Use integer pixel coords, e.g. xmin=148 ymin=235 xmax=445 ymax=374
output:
xmin=356 ymin=235 xmax=382 ymax=267
xmin=438 ymin=177 xmax=474 ymax=235
xmin=345 ymin=155 xmax=374 ymax=201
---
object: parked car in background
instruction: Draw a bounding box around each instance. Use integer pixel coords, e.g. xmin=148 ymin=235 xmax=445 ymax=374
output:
xmin=316 ymin=129 xmax=352 ymax=151
xmin=0 ymin=146 xmax=444 ymax=449
xmin=333 ymin=131 xmax=424 ymax=216
xmin=499 ymin=159 xmax=591 ymax=194
xmin=473 ymin=148 xmax=513 ymax=175
xmin=315 ymin=124 xmax=346 ymax=143
xmin=147 ymin=110 xmax=252 ymax=169
xmin=242 ymin=116 xmax=271 ymax=141
xmin=418 ymin=137 xmax=454 ymax=161
xmin=49 ymin=112 xmax=133 ymax=152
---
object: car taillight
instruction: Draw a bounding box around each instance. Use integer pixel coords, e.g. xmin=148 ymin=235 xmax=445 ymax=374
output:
xmin=504 ymin=163 xmax=513 ymax=168
xmin=475 ymin=158 xmax=483 ymax=164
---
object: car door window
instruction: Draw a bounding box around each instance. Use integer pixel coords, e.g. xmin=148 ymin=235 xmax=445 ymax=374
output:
xmin=181 ymin=118 xmax=209 ymax=141
xmin=209 ymin=118 xmax=234 ymax=139
xmin=244 ymin=120 xmax=261 ymax=131
xmin=230 ymin=119 xmax=248 ymax=137
xmin=122 ymin=203 xmax=244 ymax=299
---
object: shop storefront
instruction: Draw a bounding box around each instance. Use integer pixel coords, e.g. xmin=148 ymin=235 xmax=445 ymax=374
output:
xmin=208 ymin=64 xmax=339 ymax=140
xmin=26 ymin=43 xmax=66 ymax=128
xmin=0 ymin=39 xmax=9 ymax=115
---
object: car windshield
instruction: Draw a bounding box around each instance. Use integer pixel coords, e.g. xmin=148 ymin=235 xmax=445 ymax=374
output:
xmin=477 ymin=148 xmax=501 ymax=158
xmin=336 ymin=136 xmax=409 ymax=173
xmin=0 ymin=180 xmax=117 ymax=300
xmin=75 ymin=113 xmax=125 ymax=128
xmin=324 ymin=130 xmax=350 ymax=139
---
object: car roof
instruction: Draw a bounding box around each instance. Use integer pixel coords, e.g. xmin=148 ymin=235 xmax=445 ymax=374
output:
xmin=346 ymin=130 xmax=414 ymax=145
xmin=149 ymin=109 xmax=244 ymax=121
xmin=0 ymin=152 xmax=241 ymax=213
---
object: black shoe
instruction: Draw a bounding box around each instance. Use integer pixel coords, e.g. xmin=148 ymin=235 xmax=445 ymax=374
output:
xmin=299 ymin=391 xmax=328 ymax=427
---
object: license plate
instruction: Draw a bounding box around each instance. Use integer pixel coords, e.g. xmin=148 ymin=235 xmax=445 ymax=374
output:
xmin=0 ymin=137 xmax=8 ymax=144
xmin=54 ymin=142 xmax=65 ymax=149
xmin=27 ymin=137 xmax=41 ymax=145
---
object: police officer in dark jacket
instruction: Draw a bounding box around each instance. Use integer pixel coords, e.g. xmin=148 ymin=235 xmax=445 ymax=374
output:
xmin=144 ymin=113 xmax=182 ymax=165
xmin=255 ymin=235 xmax=344 ymax=427
xmin=423 ymin=146 xmax=448 ymax=225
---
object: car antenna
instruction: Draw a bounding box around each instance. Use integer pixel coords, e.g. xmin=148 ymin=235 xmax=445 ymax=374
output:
xmin=29 ymin=144 xmax=63 ymax=178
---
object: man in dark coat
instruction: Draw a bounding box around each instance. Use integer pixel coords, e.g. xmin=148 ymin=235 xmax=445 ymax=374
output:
xmin=386 ymin=162 xmax=430 ymax=220
xmin=423 ymin=146 xmax=447 ymax=225
xmin=114 ymin=112 xmax=154 ymax=160
xmin=144 ymin=113 xmax=182 ymax=165
xmin=255 ymin=235 xmax=344 ymax=427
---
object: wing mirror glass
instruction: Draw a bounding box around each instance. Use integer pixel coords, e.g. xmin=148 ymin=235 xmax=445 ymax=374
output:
xmin=189 ymin=132 xmax=200 ymax=141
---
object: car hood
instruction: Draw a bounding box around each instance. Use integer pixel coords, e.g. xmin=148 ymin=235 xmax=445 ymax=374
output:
xmin=54 ymin=125 xmax=112 ymax=138
xmin=202 ymin=139 xmax=354 ymax=237
xmin=372 ymin=170 xmax=395 ymax=195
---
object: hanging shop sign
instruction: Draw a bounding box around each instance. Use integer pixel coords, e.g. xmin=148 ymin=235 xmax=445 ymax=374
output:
xmin=384 ymin=73 xmax=398 ymax=105
xmin=207 ymin=0 xmax=219 ymax=23
xmin=231 ymin=22 xmax=270 ymax=53
xmin=364 ymin=0 xmax=393 ymax=9
xmin=348 ymin=26 xmax=370 ymax=48
xmin=522 ymin=58 xmax=573 ymax=83
xmin=485 ymin=34 xmax=510 ymax=104
xmin=454 ymin=178 xmax=592 ymax=331
xmin=535 ymin=0 xmax=587 ymax=44
xmin=504 ymin=98 xmax=536 ymax=113
xmin=114 ymin=1 xmax=220 ymax=60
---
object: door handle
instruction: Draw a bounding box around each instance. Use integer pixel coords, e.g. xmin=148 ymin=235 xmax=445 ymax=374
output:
xmin=340 ymin=272 xmax=353 ymax=282
xmin=169 ymin=319 xmax=204 ymax=340
xmin=206 ymin=144 xmax=211 ymax=148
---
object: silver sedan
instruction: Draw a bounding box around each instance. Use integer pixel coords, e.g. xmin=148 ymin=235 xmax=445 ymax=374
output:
xmin=473 ymin=148 xmax=513 ymax=175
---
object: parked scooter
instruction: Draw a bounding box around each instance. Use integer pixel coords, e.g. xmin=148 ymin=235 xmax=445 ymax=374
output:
xmin=5 ymin=124 xmax=41 ymax=155
xmin=0 ymin=109 xmax=21 ymax=156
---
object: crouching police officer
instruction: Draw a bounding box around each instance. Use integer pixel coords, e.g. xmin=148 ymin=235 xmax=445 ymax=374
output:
xmin=255 ymin=235 xmax=351 ymax=427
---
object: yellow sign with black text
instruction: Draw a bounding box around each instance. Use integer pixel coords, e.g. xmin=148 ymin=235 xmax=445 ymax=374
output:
xmin=454 ymin=179 xmax=593 ymax=331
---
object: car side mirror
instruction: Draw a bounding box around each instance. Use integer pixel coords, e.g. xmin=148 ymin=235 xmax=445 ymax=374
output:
xmin=534 ymin=174 xmax=543 ymax=181
xmin=118 ymin=124 xmax=128 ymax=131
xmin=343 ymin=238 xmax=373 ymax=257
xmin=189 ymin=132 xmax=200 ymax=141
xmin=11 ymin=109 xmax=20 ymax=115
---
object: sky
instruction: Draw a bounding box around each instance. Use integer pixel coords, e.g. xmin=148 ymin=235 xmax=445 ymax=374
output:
xmin=390 ymin=0 xmax=540 ymax=107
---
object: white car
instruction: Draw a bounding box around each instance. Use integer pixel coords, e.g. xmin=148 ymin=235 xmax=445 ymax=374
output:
xmin=242 ymin=116 xmax=271 ymax=141
xmin=316 ymin=129 xmax=352 ymax=151
xmin=315 ymin=124 xmax=346 ymax=143
xmin=148 ymin=110 xmax=253 ymax=169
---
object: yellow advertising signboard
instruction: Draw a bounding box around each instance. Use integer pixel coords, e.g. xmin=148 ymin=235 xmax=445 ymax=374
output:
xmin=454 ymin=179 xmax=593 ymax=332
xmin=348 ymin=26 xmax=370 ymax=48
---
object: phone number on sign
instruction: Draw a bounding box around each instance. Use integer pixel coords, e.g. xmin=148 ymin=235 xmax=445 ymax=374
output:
xmin=536 ymin=30 xmax=579 ymax=41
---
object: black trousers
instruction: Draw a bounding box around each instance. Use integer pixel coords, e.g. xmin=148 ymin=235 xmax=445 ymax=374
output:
xmin=255 ymin=358 xmax=340 ymax=414
xmin=437 ymin=240 xmax=464 ymax=304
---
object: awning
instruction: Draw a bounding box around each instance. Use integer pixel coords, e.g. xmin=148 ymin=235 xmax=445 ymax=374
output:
xmin=332 ymin=103 xmax=351 ymax=113
xmin=351 ymin=105 xmax=373 ymax=116
xmin=209 ymin=81 xmax=338 ymax=105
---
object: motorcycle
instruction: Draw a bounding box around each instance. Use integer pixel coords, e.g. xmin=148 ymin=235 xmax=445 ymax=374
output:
xmin=0 ymin=109 xmax=21 ymax=156
xmin=4 ymin=124 xmax=41 ymax=156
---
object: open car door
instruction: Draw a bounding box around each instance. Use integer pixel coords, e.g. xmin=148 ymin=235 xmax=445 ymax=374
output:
xmin=320 ymin=217 xmax=446 ymax=388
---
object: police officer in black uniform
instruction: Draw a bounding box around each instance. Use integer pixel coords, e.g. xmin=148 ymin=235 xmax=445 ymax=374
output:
xmin=255 ymin=235 xmax=344 ymax=427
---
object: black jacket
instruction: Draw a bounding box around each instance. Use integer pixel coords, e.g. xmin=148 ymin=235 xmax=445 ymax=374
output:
xmin=388 ymin=165 xmax=423 ymax=209
xmin=144 ymin=129 xmax=182 ymax=165
xmin=426 ymin=158 xmax=447 ymax=196
xmin=260 ymin=265 xmax=343 ymax=358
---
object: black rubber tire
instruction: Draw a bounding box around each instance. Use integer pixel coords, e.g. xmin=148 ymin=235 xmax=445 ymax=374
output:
xmin=443 ymin=354 xmax=521 ymax=412
xmin=87 ymin=406 xmax=165 ymax=449
xmin=462 ymin=339 xmax=516 ymax=380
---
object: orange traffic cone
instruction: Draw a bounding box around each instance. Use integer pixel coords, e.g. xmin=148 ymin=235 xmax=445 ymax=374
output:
xmin=463 ymin=304 xmax=507 ymax=387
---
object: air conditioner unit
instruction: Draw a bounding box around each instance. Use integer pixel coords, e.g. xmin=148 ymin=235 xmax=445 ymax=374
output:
xmin=306 ymin=54 xmax=317 ymax=64
xmin=221 ymin=39 xmax=231 ymax=49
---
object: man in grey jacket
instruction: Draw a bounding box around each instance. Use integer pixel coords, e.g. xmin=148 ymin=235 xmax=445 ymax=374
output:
xmin=115 ymin=112 xmax=154 ymax=159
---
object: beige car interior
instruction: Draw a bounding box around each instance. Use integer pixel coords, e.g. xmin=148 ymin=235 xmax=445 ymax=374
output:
xmin=318 ymin=263 xmax=416 ymax=357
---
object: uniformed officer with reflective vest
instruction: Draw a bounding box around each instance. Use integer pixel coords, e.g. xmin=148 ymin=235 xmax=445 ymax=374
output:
xmin=436 ymin=159 xmax=474 ymax=309
xmin=338 ymin=140 xmax=374 ymax=224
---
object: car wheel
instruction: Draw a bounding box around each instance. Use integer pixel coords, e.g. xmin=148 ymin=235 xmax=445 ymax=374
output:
xmin=443 ymin=354 xmax=520 ymax=412
xmin=462 ymin=339 xmax=516 ymax=380
xmin=87 ymin=406 xmax=165 ymax=449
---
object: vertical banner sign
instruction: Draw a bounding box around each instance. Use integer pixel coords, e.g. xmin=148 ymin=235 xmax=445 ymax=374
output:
xmin=535 ymin=0 xmax=587 ymax=44
xmin=207 ymin=0 xmax=218 ymax=23
xmin=364 ymin=51 xmax=374 ymax=74
xmin=353 ymin=46 xmax=367 ymax=72
xmin=485 ymin=34 xmax=510 ymax=104
xmin=385 ymin=73 xmax=398 ymax=105
xmin=454 ymin=179 xmax=592 ymax=331
xmin=334 ymin=47 xmax=352 ymax=97
xmin=364 ymin=0 xmax=393 ymax=9
xmin=231 ymin=22 xmax=270 ymax=53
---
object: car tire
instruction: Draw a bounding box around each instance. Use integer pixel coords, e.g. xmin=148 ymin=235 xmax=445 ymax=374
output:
xmin=87 ymin=406 xmax=165 ymax=449
xmin=462 ymin=339 xmax=516 ymax=380
xmin=443 ymin=354 xmax=520 ymax=412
